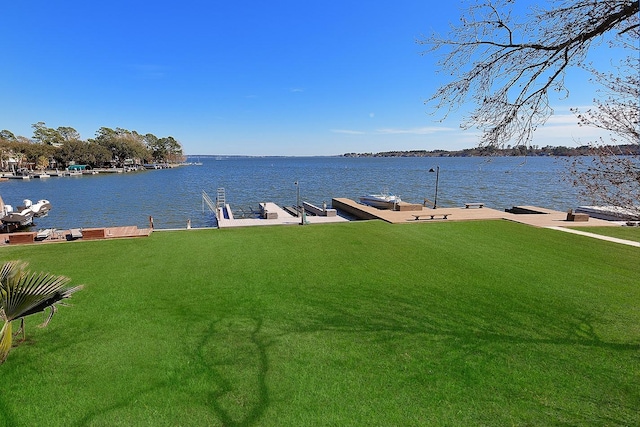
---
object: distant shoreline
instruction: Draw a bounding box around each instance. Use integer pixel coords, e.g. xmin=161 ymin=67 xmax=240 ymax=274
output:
xmin=187 ymin=144 xmax=639 ymax=158
xmin=341 ymin=144 xmax=639 ymax=158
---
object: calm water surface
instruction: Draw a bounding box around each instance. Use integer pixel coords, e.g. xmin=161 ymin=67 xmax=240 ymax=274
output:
xmin=0 ymin=156 xmax=584 ymax=230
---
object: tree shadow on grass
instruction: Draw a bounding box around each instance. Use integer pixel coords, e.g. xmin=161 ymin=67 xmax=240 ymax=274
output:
xmin=191 ymin=317 xmax=271 ymax=427
xmin=291 ymin=286 xmax=639 ymax=351
xmin=283 ymin=285 xmax=639 ymax=423
xmin=66 ymin=316 xmax=271 ymax=427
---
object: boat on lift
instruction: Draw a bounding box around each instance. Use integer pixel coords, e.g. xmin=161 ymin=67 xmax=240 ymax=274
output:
xmin=0 ymin=197 xmax=53 ymax=232
xmin=26 ymin=199 xmax=52 ymax=217
xmin=359 ymin=191 xmax=401 ymax=209
xmin=1 ymin=203 xmax=34 ymax=230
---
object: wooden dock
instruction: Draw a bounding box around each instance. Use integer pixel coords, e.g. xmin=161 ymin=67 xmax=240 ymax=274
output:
xmin=331 ymin=198 xmax=619 ymax=228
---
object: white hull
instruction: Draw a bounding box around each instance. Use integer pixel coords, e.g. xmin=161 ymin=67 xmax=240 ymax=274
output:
xmin=575 ymin=206 xmax=640 ymax=221
xmin=0 ymin=198 xmax=53 ymax=231
xmin=359 ymin=194 xmax=401 ymax=208
xmin=1 ymin=209 xmax=34 ymax=226
xmin=29 ymin=199 xmax=52 ymax=217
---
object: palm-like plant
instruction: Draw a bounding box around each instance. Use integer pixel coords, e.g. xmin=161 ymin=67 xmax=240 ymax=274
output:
xmin=0 ymin=260 xmax=83 ymax=364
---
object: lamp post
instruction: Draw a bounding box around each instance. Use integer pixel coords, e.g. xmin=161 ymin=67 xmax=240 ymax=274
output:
xmin=295 ymin=180 xmax=303 ymax=225
xmin=429 ymin=166 xmax=440 ymax=209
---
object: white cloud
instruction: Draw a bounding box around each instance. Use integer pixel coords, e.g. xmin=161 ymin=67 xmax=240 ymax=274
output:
xmin=330 ymin=125 xmax=458 ymax=137
xmin=530 ymin=109 xmax=614 ymax=146
xmin=375 ymin=126 xmax=455 ymax=135
xmin=544 ymin=113 xmax=580 ymax=125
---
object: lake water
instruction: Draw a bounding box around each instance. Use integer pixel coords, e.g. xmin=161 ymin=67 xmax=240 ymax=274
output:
xmin=0 ymin=156 xmax=584 ymax=230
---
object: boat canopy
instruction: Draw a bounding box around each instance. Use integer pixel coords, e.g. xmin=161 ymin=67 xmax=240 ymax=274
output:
xmin=67 ymin=164 xmax=90 ymax=171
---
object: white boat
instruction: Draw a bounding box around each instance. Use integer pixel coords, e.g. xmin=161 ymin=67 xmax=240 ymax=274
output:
xmin=25 ymin=199 xmax=52 ymax=217
xmin=359 ymin=193 xmax=401 ymax=208
xmin=575 ymin=206 xmax=640 ymax=221
xmin=1 ymin=203 xmax=34 ymax=228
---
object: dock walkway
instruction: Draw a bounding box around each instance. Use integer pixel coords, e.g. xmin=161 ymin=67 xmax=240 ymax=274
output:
xmin=331 ymin=198 xmax=621 ymax=228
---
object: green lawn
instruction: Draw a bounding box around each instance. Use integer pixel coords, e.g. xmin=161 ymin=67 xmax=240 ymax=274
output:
xmin=571 ymin=225 xmax=640 ymax=242
xmin=1 ymin=220 xmax=638 ymax=426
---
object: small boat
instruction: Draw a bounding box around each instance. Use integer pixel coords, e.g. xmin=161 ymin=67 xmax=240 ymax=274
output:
xmin=26 ymin=199 xmax=52 ymax=217
xmin=1 ymin=204 xmax=34 ymax=228
xmin=359 ymin=192 xmax=402 ymax=208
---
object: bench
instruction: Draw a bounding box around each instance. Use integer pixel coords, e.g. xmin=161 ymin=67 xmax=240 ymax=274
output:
xmin=259 ymin=203 xmax=278 ymax=219
xmin=465 ymin=202 xmax=484 ymax=209
xmin=566 ymin=209 xmax=589 ymax=222
xmin=412 ymin=213 xmax=451 ymax=220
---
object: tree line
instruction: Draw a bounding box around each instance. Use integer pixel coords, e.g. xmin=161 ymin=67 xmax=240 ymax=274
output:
xmin=0 ymin=122 xmax=185 ymax=171
xmin=343 ymin=144 xmax=640 ymax=158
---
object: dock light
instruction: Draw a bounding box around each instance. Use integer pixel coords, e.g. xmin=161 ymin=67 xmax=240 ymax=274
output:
xmin=429 ymin=166 xmax=440 ymax=209
xmin=294 ymin=180 xmax=304 ymax=225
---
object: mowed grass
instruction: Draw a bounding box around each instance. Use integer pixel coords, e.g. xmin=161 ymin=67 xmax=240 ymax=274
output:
xmin=0 ymin=220 xmax=638 ymax=426
xmin=571 ymin=225 xmax=640 ymax=242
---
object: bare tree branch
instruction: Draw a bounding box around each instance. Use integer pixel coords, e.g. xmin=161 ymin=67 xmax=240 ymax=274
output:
xmin=420 ymin=0 xmax=639 ymax=147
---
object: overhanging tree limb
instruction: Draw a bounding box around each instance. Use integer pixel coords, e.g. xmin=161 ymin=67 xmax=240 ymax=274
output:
xmin=420 ymin=0 xmax=639 ymax=147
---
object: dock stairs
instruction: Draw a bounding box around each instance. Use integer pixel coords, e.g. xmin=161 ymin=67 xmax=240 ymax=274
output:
xmin=202 ymin=188 xmax=228 ymax=221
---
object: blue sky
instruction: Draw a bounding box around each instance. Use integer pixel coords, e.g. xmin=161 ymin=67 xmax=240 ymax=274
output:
xmin=1 ymin=1 xmax=614 ymax=156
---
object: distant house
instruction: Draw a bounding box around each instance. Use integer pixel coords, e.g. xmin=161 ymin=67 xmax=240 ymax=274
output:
xmin=1 ymin=156 xmax=19 ymax=171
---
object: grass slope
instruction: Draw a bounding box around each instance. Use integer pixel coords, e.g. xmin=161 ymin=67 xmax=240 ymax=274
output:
xmin=571 ymin=225 xmax=640 ymax=242
xmin=0 ymin=220 xmax=638 ymax=426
